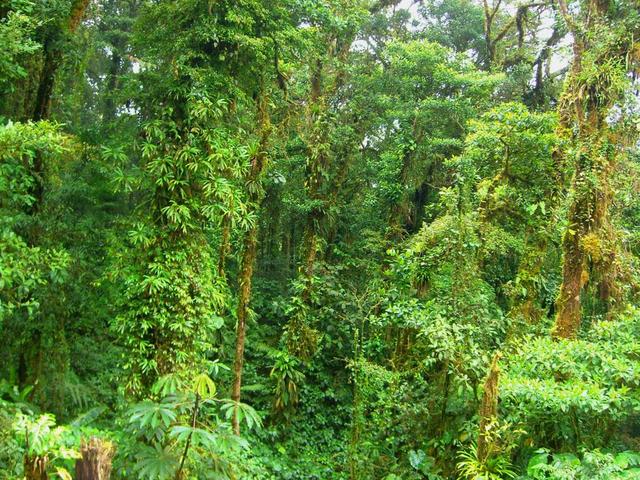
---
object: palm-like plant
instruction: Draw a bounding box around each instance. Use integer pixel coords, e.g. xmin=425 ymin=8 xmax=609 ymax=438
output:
xmin=457 ymin=443 xmax=517 ymax=480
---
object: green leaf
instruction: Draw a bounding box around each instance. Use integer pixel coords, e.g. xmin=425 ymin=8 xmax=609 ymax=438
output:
xmin=193 ymin=373 xmax=216 ymax=398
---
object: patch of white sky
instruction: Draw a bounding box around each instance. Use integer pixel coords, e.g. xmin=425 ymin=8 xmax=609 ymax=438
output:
xmin=388 ymin=0 xmax=571 ymax=74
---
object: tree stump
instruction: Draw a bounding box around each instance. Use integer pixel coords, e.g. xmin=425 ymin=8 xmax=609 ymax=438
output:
xmin=75 ymin=437 xmax=115 ymax=480
xmin=24 ymin=454 xmax=48 ymax=480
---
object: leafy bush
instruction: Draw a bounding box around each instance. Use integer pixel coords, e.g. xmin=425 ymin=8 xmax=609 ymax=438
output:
xmin=524 ymin=449 xmax=640 ymax=480
xmin=502 ymin=308 xmax=640 ymax=450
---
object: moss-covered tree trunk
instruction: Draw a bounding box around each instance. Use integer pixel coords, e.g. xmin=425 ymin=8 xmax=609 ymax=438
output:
xmin=299 ymin=60 xmax=326 ymax=302
xmin=298 ymin=35 xmax=355 ymax=301
xmin=33 ymin=0 xmax=90 ymax=121
xmin=554 ymin=211 xmax=587 ymax=338
xmin=552 ymin=0 xmax=629 ymax=339
xmin=477 ymin=352 xmax=501 ymax=463
xmin=231 ymin=224 xmax=259 ymax=435
xmin=231 ymin=94 xmax=271 ymax=434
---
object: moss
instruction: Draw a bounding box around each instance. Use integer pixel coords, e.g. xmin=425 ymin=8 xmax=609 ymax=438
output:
xmin=582 ymin=232 xmax=603 ymax=262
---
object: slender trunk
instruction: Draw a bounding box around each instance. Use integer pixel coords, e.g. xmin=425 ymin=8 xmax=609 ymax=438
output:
xmin=297 ymin=37 xmax=356 ymax=299
xmin=175 ymin=393 xmax=199 ymax=479
xmin=218 ymin=213 xmax=231 ymax=279
xmin=439 ymin=361 xmax=450 ymax=432
xmin=231 ymin=226 xmax=258 ymax=434
xmin=349 ymin=362 xmax=362 ymax=480
xmin=103 ymin=51 xmax=121 ymax=122
xmin=231 ymin=93 xmax=271 ymax=434
xmin=477 ymin=352 xmax=501 ymax=463
xmin=299 ymin=61 xmax=325 ymax=301
xmin=301 ymin=225 xmax=318 ymax=302
xmin=284 ymin=228 xmax=291 ymax=273
xmin=482 ymin=0 xmax=496 ymax=69
xmin=386 ymin=118 xmax=421 ymax=243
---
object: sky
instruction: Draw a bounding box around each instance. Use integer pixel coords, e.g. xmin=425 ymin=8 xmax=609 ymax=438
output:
xmin=394 ymin=0 xmax=571 ymax=74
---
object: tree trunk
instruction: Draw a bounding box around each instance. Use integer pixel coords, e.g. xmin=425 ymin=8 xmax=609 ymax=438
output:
xmin=299 ymin=61 xmax=325 ymax=302
xmin=231 ymin=93 xmax=271 ymax=434
xmin=218 ymin=212 xmax=231 ymax=279
xmin=32 ymin=45 xmax=62 ymax=121
xmin=32 ymin=0 xmax=90 ymax=121
xmin=231 ymin=224 xmax=258 ymax=434
xmin=103 ymin=51 xmax=121 ymax=122
xmin=301 ymin=224 xmax=318 ymax=302
xmin=552 ymin=57 xmax=587 ymax=338
xmin=24 ymin=455 xmax=48 ymax=480
xmin=477 ymin=352 xmax=501 ymax=463
xmin=551 ymin=0 xmax=631 ymax=338
xmin=297 ymin=37 xmax=355 ymax=299
xmin=553 ymin=217 xmax=585 ymax=339
xmin=29 ymin=0 xmax=90 ymax=216
xmin=75 ymin=437 xmax=115 ymax=480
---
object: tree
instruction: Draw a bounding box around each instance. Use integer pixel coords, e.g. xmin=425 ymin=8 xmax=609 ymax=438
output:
xmin=553 ymin=0 xmax=640 ymax=338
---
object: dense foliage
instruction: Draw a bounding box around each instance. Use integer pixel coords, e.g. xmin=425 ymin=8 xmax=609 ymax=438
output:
xmin=1 ymin=0 xmax=640 ymax=479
